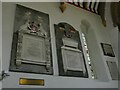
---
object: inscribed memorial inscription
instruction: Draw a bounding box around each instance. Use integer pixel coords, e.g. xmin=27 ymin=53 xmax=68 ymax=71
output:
xmin=9 ymin=4 xmax=53 ymax=75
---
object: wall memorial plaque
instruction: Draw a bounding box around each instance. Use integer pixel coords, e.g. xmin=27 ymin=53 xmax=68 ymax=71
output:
xmin=9 ymin=4 xmax=53 ymax=75
xmin=101 ymin=43 xmax=115 ymax=57
xmin=106 ymin=61 xmax=119 ymax=80
xmin=54 ymin=23 xmax=88 ymax=77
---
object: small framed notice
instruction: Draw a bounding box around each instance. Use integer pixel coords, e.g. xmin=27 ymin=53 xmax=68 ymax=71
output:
xmin=101 ymin=43 xmax=115 ymax=57
xmin=106 ymin=61 xmax=118 ymax=80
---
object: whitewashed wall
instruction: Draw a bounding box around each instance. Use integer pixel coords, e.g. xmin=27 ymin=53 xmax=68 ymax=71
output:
xmin=105 ymin=2 xmax=119 ymax=76
xmin=105 ymin=2 xmax=118 ymax=62
xmin=2 ymin=2 xmax=118 ymax=88
xmin=0 ymin=1 xmax=2 ymax=90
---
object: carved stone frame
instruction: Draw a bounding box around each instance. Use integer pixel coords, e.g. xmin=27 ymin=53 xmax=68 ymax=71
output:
xmin=16 ymin=31 xmax=51 ymax=70
xmin=9 ymin=4 xmax=52 ymax=74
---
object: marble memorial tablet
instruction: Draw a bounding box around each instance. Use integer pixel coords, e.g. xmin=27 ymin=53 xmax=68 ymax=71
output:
xmin=61 ymin=46 xmax=84 ymax=72
xmin=21 ymin=34 xmax=46 ymax=64
xmin=107 ymin=61 xmax=118 ymax=80
xmin=9 ymin=4 xmax=53 ymax=75
xmin=54 ymin=23 xmax=88 ymax=77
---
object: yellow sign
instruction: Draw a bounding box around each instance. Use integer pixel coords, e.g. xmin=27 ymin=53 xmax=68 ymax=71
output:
xmin=19 ymin=78 xmax=44 ymax=86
